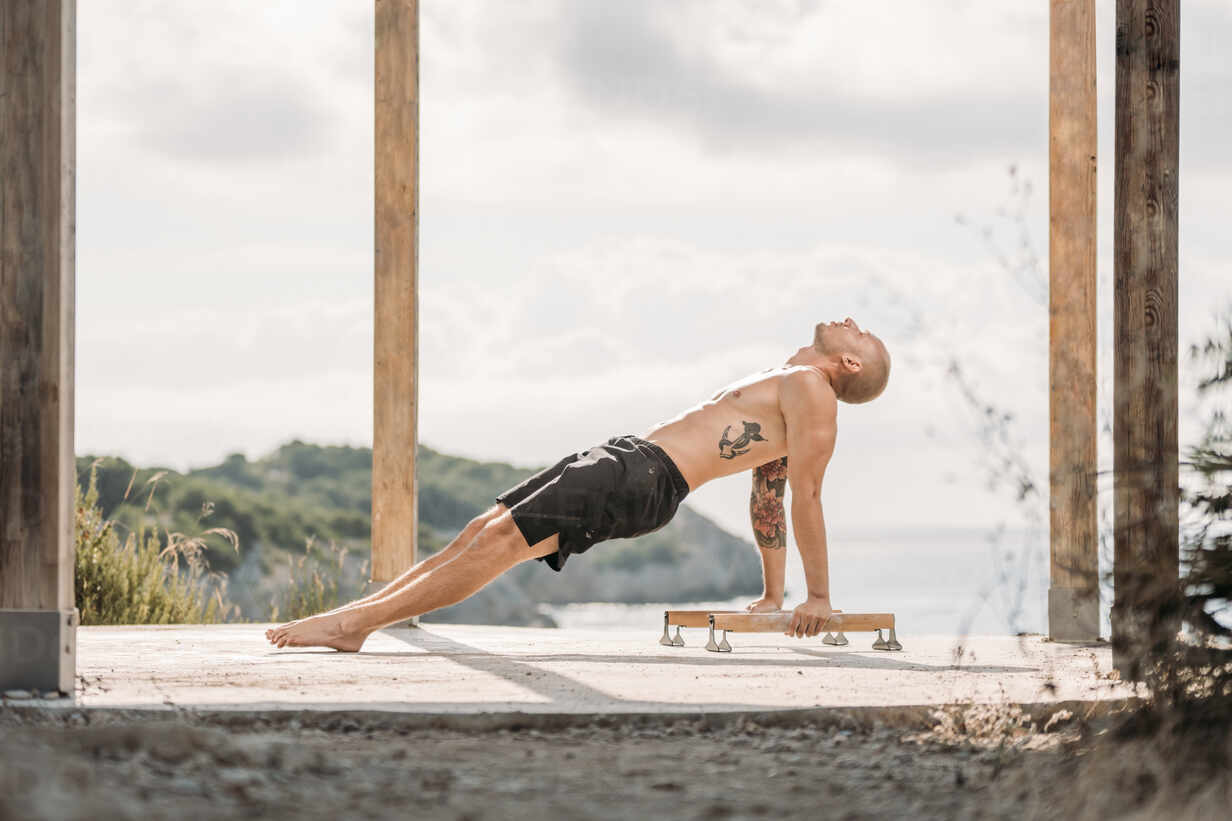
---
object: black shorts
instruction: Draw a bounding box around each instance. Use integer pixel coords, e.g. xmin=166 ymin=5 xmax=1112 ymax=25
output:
xmin=495 ymin=434 xmax=691 ymax=572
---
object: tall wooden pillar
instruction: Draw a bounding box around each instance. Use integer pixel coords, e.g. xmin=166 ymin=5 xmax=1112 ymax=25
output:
xmin=372 ymin=0 xmax=419 ymax=583
xmin=0 ymin=0 xmax=79 ymax=693
xmin=1112 ymin=0 xmax=1180 ymax=678
xmin=1048 ymin=0 xmax=1100 ymax=642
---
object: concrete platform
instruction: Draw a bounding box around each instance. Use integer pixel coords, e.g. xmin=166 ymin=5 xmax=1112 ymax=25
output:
xmin=0 ymin=623 xmax=1134 ymax=716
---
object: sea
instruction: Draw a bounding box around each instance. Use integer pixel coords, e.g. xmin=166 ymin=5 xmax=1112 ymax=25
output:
xmin=541 ymin=526 xmax=1117 ymax=637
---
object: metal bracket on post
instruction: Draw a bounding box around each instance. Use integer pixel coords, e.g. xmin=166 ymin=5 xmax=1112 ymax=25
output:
xmin=1048 ymin=587 xmax=1100 ymax=643
xmin=0 ymin=609 xmax=78 ymax=695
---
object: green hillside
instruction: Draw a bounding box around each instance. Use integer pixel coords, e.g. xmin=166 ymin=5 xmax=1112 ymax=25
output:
xmin=75 ymin=440 xmax=761 ymax=625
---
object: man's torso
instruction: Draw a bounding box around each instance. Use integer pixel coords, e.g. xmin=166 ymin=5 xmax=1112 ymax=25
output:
xmin=640 ymin=364 xmax=831 ymax=492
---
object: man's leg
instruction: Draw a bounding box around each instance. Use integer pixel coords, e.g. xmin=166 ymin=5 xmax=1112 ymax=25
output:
xmin=264 ymin=504 xmax=504 ymax=642
xmin=268 ymin=507 xmax=558 ymax=650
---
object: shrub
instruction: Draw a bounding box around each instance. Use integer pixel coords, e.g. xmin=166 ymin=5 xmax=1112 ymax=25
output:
xmin=1143 ymin=312 xmax=1232 ymax=717
xmin=75 ymin=461 xmax=239 ymax=625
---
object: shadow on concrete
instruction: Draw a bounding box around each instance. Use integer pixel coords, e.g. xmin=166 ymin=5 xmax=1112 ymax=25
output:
xmin=272 ymin=624 xmax=1036 ymax=676
xmin=275 ymin=645 xmax=1036 ymax=676
xmin=789 ymin=647 xmax=1034 ymax=674
xmin=384 ymin=627 xmax=735 ymax=711
xmin=370 ymin=629 xmax=1039 ymax=712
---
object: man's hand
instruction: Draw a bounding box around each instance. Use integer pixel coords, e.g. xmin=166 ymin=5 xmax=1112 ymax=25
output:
xmin=745 ymin=597 xmax=783 ymax=614
xmin=786 ymin=596 xmax=834 ymax=638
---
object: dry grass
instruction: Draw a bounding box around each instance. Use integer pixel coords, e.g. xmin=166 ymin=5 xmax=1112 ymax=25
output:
xmin=75 ymin=460 xmax=239 ymax=625
xmin=269 ymin=535 xmax=366 ymax=623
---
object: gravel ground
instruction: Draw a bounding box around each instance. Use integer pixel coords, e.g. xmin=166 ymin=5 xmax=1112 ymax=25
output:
xmin=0 ymin=707 xmax=1077 ymax=821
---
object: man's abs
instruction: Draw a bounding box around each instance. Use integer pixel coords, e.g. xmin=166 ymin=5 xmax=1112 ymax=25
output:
xmin=641 ymin=366 xmax=810 ymax=491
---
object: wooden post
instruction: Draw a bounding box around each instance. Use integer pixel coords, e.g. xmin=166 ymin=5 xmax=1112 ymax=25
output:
xmin=372 ymin=0 xmax=419 ymax=583
xmin=1112 ymin=0 xmax=1180 ymax=678
xmin=1048 ymin=0 xmax=1100 ymax=642
xmin=0 ymin=0 xmax=79 ymax=693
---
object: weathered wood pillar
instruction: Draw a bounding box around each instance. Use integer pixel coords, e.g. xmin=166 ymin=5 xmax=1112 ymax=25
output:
xmin=1048 ymin=0 xmax=1100 ymax=642
xmin=0 ymin=0 xmax=79 ymax=693
xmin=372 ymin=0 xmax=419 ymax=583
xmin=1112 ymin=0 xmax=1180 ymax=678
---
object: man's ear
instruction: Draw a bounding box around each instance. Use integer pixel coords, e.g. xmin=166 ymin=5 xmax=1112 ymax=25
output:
xmin=842 ymin=354 xmax=863 ymax=374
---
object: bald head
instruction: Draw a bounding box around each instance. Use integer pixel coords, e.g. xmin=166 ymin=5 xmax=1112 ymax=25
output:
xmin=811 ymin=318 xmax=891 ymax=404
xmin=836 ymin=335 xmax=891 ymax=404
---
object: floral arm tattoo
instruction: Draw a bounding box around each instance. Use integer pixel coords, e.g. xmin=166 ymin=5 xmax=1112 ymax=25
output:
xmin=750 ymin=456 xmax=788 ymax=549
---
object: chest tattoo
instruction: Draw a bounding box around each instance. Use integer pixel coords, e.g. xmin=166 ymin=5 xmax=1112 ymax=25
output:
xmin=718 ymin=421 xmax=768 ymax=460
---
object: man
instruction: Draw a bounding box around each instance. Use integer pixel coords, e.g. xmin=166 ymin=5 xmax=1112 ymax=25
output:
xmin=266 ymin=317 xmax=891 ymax=651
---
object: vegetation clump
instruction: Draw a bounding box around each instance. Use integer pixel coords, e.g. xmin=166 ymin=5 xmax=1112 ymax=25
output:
xmin=1126 ymin=311 xmax=1232 ymax=770
xmin=989 ymin=314 xmax=1232 ymax=819
xmin=75 ymin=461 xmax=238 ymax=625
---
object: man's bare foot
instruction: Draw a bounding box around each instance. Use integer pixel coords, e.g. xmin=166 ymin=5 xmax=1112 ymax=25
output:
xmin=266 ymin=612 xmax=371 ymax=652
xmin=264 ymin=589 xmax=406 ymax=643
xmin=265 ymin=619 xmax=313 ymax=644
xmin=264 ymin=596 xmax=390 ymax=643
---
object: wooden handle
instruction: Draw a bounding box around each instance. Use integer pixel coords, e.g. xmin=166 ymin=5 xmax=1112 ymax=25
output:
xmin=664 ymin=610 xmax=743 ymax=628
xmin=710 ymin=612 xmax=893 ymax=633
xmin=665 ymin=608 xmax=846 ymax=629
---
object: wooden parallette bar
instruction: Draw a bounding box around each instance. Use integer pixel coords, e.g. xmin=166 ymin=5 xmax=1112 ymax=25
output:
xmin=710 ymin=612 xmax=893 ymax=633
xmin=664 ymin=610 xmax=745 ymax=629
xmin=665 ymin=609 xmax=851 ymax=629
xmin=660 ymin=609 xmax=903 ymax=652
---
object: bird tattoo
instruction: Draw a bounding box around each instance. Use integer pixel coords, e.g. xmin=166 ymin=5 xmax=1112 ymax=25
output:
xmin=718 ymin=421 xmax=767 ymax=459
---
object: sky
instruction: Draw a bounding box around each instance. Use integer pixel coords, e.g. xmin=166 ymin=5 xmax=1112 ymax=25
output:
xmin=76 ymin=0 xmax=1231 ymax=557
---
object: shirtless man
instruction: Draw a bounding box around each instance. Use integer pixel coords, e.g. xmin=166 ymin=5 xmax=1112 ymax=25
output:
xmin=266 ymin=317 xmax=891 ymax=651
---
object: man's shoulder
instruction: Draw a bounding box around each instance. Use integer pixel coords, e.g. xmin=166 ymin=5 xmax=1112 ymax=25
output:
xmin=779 ymin=366 xmax=838 ymax=409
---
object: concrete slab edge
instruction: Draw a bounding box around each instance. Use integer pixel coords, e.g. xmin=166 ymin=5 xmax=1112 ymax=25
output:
xmin=0 ymin=698 xmax=1144 ymax=734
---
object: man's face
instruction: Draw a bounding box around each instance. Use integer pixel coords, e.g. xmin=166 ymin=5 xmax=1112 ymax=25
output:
xmin=814 ymin=317 xmax=871 ymax=354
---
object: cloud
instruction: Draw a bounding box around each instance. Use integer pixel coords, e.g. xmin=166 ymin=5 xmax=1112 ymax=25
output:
xmin=80 ymin=0 xmax=360 ymax=167
xmin=551 ymin=1 xmax=1045 ymax=164
xmin=101 ymin=69 xmax=334 ymax=164
xmin=78 ymin=296 xmax=372 ymax=391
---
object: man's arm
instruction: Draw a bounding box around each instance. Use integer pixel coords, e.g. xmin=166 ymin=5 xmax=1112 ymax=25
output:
xmin=747 ymin=457 xmax=788 ymax=611
xmin=780 ymin=369 xmax=838 ymax=638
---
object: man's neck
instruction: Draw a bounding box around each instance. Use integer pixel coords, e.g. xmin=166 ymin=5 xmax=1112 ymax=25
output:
xmin=785 ymin=347 xmax=825 ymax=369
xmin=784 ymin=350 xmax=837 ymax=389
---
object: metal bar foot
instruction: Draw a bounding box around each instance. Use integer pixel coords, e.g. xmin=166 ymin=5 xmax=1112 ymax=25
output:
xmin=705 ymin=616 xmax=720 ymax=652
xmin=659 ymin=612 xmax=675 ymax=647
xmin=886 ymin=627 xmax=902 ymax=651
